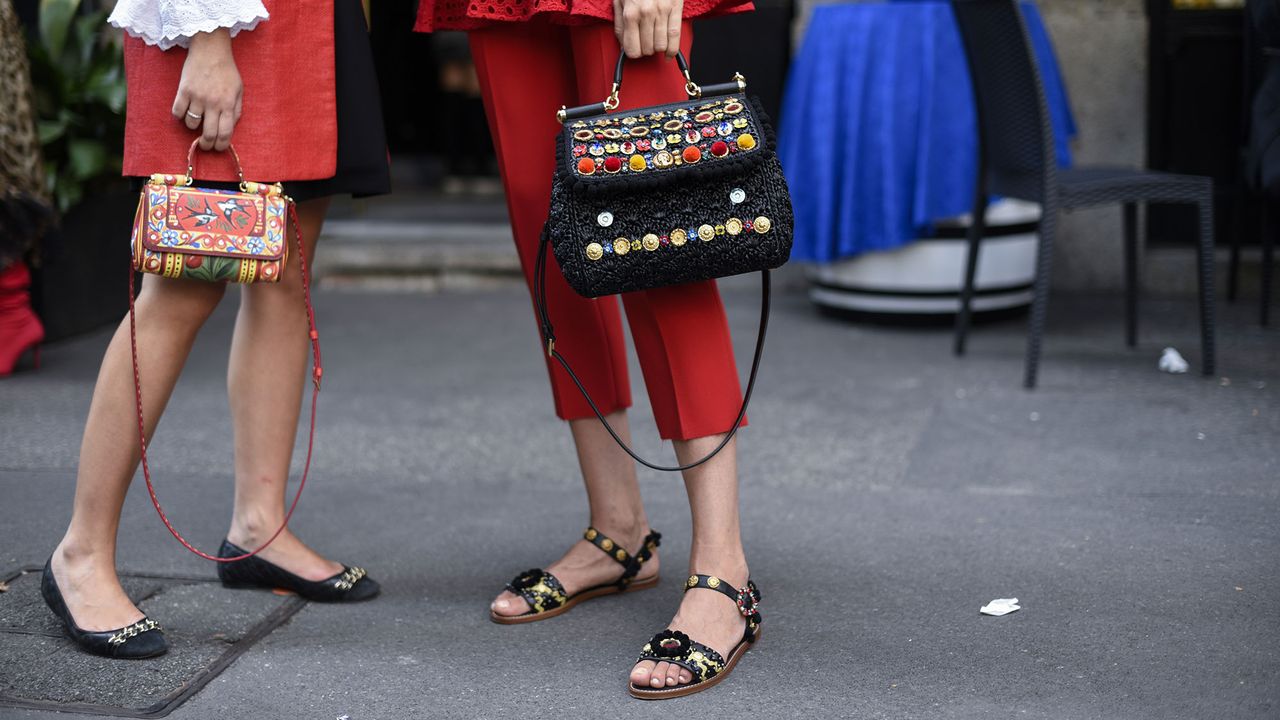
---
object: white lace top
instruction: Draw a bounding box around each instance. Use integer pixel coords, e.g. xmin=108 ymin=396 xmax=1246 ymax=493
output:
xmin=108 ymin=0 xmax=269 ymax=50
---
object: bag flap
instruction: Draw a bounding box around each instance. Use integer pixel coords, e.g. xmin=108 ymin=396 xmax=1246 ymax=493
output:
xmin=558 ymin=94 xmax=773 ymax=195
xmin=138 ymin=180 xmax=287 ymax=261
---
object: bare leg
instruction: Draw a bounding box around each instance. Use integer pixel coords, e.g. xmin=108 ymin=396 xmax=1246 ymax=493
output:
xmin=223 ymin=198 xmax=343 ymax=580
xmin=52 ymin=277 xmax=228 ymax=631
xmin=631 ymin=434 xmax=747 ymax=689
xmin=491 ymin=410 xmax=658 ymax=615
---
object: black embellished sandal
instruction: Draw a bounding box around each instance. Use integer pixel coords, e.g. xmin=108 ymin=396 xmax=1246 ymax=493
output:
xmin=629 ymin=574 xmax=762 ymax=699
xmin=490 ymin=527 xmax=661 ymax=624
xmin=40 ymin=558 xmax=169 ymax=659
xmin=216 ymin=540 xmax=380 ymax=602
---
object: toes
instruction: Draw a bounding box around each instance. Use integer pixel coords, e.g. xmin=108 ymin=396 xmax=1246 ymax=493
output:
xmin=665 ymin=663 xmax=683 ymax=686
xmin=490 ymin=590 xmax=530 ymax=617
xmin=651 ymin=661 xmax=671 ymax=688
xmin=679 ymin=669 xmax=693 ymax=685
xmin=631 ymin=660 xmax=656 ymax=686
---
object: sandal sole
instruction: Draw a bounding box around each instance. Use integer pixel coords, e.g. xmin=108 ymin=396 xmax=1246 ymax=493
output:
xmin=627 ymin=628 xmax=761 ymax=700
xmin=489 ymin=575 xmax=660 ymax=625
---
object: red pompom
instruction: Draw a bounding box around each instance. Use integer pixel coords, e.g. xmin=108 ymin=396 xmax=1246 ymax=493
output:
xmin=682 ymin=146 xmax=702 ymax=164
xmin=710 ymin=141 xmax=729 ymax=157
xmin=603 ymin=156 xmax=623 ymax=173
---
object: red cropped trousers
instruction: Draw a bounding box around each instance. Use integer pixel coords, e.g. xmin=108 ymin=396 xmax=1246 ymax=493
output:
xmin=469 ymin=21 xmax=745 ymax=441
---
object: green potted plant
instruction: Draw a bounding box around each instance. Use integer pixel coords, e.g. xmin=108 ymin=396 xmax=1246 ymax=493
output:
xmin=26 ymin=0 xmax=133 ymax=341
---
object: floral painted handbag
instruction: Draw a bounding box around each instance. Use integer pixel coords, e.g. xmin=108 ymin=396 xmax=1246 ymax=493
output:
xmin=127 ymin=140 xmax=322 ymax=563
xmin=131 ymin=142 xmax=289 ymax=283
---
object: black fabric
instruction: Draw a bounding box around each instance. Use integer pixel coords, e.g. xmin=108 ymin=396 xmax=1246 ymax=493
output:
xmin=287 ymin=0 xmax=390 ymax=202
xmin=1250 ymin=0 xmax=1280 ymax=195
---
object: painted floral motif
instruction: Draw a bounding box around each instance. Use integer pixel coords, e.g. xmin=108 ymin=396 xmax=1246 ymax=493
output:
xmin=567 ymin=96 xmax=760 ymax=178
xmin=131 ymin=179 xmax=288 ymax=284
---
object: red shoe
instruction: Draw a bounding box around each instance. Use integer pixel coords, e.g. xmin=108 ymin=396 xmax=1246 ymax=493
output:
xmin=0 ymin=260 xmax=44 ymax=377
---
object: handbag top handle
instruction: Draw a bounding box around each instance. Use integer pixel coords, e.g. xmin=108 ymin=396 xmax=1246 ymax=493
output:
xmin=183 ymin=138 xmax=246 ymax=188
xmin=557 ymin=51 xmax=747 ymax=124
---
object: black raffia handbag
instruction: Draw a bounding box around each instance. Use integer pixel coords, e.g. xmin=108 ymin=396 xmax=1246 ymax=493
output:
xmin=536 ymin=51 xmax=793 ymax=472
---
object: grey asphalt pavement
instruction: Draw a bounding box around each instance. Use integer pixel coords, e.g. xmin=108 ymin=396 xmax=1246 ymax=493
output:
xmin=1 ymin=284 xmax=1277 ymax=719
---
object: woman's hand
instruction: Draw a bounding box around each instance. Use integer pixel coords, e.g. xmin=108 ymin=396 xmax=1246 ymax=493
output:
xmin=614 ymin=0 xmax=684 ymax=59
xmin=171 ymin=29 xmax=243 ymax=152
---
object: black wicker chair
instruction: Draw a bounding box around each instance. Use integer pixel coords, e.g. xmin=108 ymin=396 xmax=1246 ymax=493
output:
xmin=950 ymin=0 xmax=1217 ymax=389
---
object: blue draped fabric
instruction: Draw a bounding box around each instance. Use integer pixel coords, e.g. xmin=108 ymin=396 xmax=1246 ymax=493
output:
xmin=778 ymin=1 xmax=1077 ymax=263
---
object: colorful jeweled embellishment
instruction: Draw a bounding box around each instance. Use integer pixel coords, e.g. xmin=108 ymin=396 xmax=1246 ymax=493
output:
xmin=753 ymin=216 xmax=772 ymax=233
xmin=589 ymin=142 xmax=605 ymax=156
xmin=653 ymin=151 xmax=674 ymax=168
xmin=698 ymin=224 xmax=716 ymax=242
xmin=586 ymin=243 xmax=604 ymax=261
xmin=671 ymin=228 xmax=688 ymax=246
xmin=663 ymin=119 xmax=683 ymax=131
xmin=724 ymin=101 xmax=744 ymax=114
xmin=642 ymin=233 xmax=660 ymax=251
xmin=630 ymin=125 xmax=650 ymax=137
xmin=725 ymin=217 xmax=743 ymax=235
xmin=574 ymin=129 xmax=594 ymax=141
xmin=613 ymin=237 xmax=630 ymax=256
xmin=603 ymin=128 xmax=623 ymax=139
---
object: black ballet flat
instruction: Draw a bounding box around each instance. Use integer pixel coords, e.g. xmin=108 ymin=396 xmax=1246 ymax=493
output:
xmin=216 ymin=540 xmax=380 ymax=602
xmin=40 ymin=558 xmax=169 ymax=659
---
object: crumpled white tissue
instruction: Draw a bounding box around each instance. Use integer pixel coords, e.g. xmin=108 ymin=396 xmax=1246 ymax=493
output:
xmin=980 ymin=598 xmax=1021 ymax=616
xmin=1159 ymin=347 xmax=1189 ymax=374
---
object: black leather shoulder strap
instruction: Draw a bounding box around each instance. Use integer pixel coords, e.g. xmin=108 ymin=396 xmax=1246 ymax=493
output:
xmin=534 ymin=224 xmax=770 ymax=473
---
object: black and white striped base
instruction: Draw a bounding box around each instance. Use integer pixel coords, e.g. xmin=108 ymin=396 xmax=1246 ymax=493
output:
xmin=808 ymin=200 xmax=1040 ymax=318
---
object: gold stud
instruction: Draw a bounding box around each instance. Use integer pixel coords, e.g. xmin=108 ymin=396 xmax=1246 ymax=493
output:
xmin=671 ymin=228 xmax=688 ymax=246
xmin=602 ymin=538 xmax=614 ymax=551
xmin=698 ymin=224 xmax=716 ymax=242
xmin=616 ymin=549 xmax=627 ymax=561
xmin=687 ymin=575 xmax=698 ymax=588
xmin=653 ymin=151 xmax=674 ymax=169
xmin=707 ymin=576 xmax=721 ymax=588
xmin=585 ymin=243 xmax=604 ymax=261
xmin=753 ymin=216 xmax=772 ymax=234
xmin=585 ymin=528 xmax=598 ymax=540
xmin=725 ymin=218 xmax=743 ymax=235
xmin=642 ymin=233 xmax=660 ymax=251
xmin=614 ymin=238 xmax=630 ymax=256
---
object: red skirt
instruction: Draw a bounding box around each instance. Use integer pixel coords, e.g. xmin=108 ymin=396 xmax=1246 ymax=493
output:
xmin=122 ymin=0 xmax=337 ymax=183
xmin=415 ymin=0 xmax=752 ymax=33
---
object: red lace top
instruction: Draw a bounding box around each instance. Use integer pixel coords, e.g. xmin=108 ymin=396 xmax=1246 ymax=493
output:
xmin=415 ymin=0 xmax=752 ymax=32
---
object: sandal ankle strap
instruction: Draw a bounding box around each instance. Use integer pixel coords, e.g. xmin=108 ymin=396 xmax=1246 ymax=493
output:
xmin=583 ymin=527 xmax=662 ymax=588
xmin=684 ymin=574 xmax=762 ymax=633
